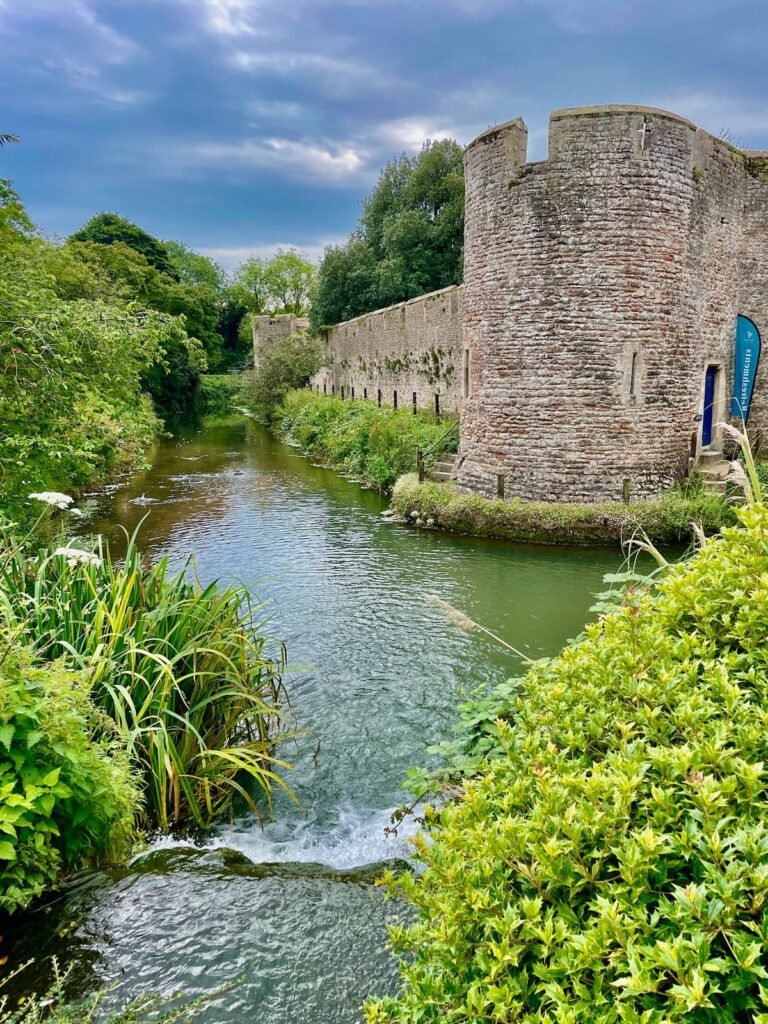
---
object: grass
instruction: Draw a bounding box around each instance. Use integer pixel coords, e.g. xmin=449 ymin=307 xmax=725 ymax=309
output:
xmin=275 ymin=390 xmax=458 ymax=491
xmin=391 ymin=473 xmax=737 ymax=546
xmin=0 ymin=528 xmax=293 ymax=831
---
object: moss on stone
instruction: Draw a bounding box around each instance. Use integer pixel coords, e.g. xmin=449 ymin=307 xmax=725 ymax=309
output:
xmin=391 ymin=474 xmax=736 ymax=547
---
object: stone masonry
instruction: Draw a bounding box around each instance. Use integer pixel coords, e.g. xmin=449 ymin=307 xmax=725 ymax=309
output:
xmin=252 ymin=314 xmax=309 ymax=368
xmin=310 ymin=285 xmax=463 ymax=415
xmin=310 ymin=104 xmax=768 ymax=503
xmin=458 ymin=105 xmax=768 ymax=502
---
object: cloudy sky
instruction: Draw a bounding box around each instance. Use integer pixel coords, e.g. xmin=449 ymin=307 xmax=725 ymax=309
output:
xmin=1 ymin=0 xmax=767 ymax=271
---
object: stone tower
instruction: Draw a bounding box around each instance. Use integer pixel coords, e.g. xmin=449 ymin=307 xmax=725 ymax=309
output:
xmin=456 ymin=105 xmax=768 ymax=503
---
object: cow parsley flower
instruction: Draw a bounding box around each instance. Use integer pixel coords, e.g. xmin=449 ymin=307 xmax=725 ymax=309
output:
xmin=28 ymin=491 xmax=74 ymax=510
xmin=53 ymin=546 xmax=101 ymax=568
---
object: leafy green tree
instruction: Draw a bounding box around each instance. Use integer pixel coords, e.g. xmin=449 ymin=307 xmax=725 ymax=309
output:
xmin=165 ymin=239 xmax=227 ymax=292
xmin=231 ymin=256 xmax=269 ymax=314
xmin=309 ymin=237 xmax=379 ymax=328
xmin=71 ymin=212 xmax=178 ymax=278
xmin=311 ymin=139 xmax=464 ymax=330
xmin=264 ymin=249 xmax=315 ymax=314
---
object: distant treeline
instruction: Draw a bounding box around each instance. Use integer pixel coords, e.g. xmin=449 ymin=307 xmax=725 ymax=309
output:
xmin=310 ymin=139 xmax=465 ymax=331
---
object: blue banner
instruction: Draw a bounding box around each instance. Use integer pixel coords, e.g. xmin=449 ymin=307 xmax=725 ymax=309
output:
xmin=731 ymin=315 xmax=761 ymax=421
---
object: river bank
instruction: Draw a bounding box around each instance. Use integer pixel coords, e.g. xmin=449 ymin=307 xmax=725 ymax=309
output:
xmin=4 ymin=415 xmax=624 ymax=1024
xmin=392 ymin=472 xmax=736 ymax=546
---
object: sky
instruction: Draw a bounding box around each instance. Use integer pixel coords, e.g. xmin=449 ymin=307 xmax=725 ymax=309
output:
xmin=1 ymin=0 xmax=768 ymax=273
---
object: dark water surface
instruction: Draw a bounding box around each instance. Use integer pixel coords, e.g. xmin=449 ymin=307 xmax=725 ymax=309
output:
xmin=11 ymin=417 xmax=625 ymax=1023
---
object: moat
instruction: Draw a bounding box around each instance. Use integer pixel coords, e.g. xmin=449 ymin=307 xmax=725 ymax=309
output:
xmin=11 ymin=416 xmax=625 ymax=1023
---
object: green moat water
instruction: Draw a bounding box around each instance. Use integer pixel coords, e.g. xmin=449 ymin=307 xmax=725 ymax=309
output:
xmin=11 ymin=416 xmax=627 ymax=1023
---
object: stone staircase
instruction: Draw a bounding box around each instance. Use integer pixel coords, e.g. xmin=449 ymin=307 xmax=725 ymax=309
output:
xmin=427 ymin=453 xmax=458 ymax=483
xmin=692 ymin=448 xmax=731 ymax=494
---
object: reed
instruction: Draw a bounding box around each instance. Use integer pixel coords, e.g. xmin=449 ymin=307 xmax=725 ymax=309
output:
xmin=0 ymin=529 xmax=293 ymax=831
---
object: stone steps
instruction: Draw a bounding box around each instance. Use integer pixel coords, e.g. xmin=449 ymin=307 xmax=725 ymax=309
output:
xmin=692 ymin=448 xmax=731 ymax=494
xmin=427 ymin=454 xmax=458 ymax=483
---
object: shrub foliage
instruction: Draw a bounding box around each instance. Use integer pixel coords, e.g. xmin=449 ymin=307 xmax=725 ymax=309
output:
xmin=241 ymin=334 xmax=323 ymax=422
xmin=0 ymin=533 xmax=292 ymax=832
xmin=275 ymin=390 xmax=457 ymax=491
xmin=0 ymin=643 xmax=136 ymax=913
xmin=367 ymin=500 xmax=768 ymax=1023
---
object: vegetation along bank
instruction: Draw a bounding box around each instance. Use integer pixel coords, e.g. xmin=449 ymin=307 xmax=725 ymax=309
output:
xmin=273 ymin=390 xmax=458 ymax=492
xmin=392 ymin=472 xmax=737 ymax=546
xmin=366 ymin=430 xmax=768 ymax=1023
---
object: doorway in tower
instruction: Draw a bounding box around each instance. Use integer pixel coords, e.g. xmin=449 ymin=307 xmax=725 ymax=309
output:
xmin=701 ymin=364 xmax=721 ymax=448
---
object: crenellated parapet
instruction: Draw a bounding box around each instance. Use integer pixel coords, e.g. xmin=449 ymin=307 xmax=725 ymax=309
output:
xmin=457 ymin=104 xmax=768 ymax=502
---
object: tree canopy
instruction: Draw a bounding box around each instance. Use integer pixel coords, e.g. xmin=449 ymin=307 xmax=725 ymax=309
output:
xmin=231 ymin=248 xmax=316 ymax=316
xmin=310 ymin=139 xmax=464 ymax=331
xmin=72 ymin=212 xmax=179 ymax=278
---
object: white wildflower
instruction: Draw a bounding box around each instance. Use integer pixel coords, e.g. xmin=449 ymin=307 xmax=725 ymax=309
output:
xmin=426 ymin=518 xmax=435 ymax=527
xmin=28 ymin=491 xmax=74 ymax=510
xmin=53 ymin=546 xmax=101 ymax=568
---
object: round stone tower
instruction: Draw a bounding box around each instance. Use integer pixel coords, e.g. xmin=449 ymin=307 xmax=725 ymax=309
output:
xmin=456 ymin=104 xmax=739 ymax=503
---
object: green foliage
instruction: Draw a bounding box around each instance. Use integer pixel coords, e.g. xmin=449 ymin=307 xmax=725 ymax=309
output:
xmin=0 ymin=200 xmax=194 ymax=523
xmin=197 ymin=374 xmax=243 ymax=416
xmin=71 ymin=213 xmax=177 ymax=278
xmin=0 ymin=641 xmax=136 ymax=914
xmin=367 ymin=494 xmax=768 ymax=1023
xmin=310 ymin=140 xmax=464 ymax=330
xmin=274 ymin=391 xmax=456 ymax=491
xmin=164 ymin=240 xmax=227 ymax=292
xmin=391 ymin=474 xmax=736 ymax=546
xmin=241 ymin=334 xmax=323 ymax=422
xmin=231 ymin=249 xmax=316 ymax=316
xmin=0 ymin=532 xmax=292 ymax=831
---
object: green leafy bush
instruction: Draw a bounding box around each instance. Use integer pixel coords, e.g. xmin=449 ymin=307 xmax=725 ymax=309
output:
xmin=367 ymin=498 xmax=768 ymax=1023
xmin=275 ymin=391 xmax=457 ymax=491
xmin=0 ymin=532 xmax=292 ymax=831
xmin=0 ymin=642 xmax=136 ymax=914
xmin=241 ymin=333 xmax=323 ymax=421
xmin=392 ymin=473 xmax=735 ymax=546
xmin=197 ymin=373 xmax=243 ymax=416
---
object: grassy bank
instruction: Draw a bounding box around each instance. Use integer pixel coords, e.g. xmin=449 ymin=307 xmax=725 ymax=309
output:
xmin=367 ymin=432 xmax=768 ymax=1023
xmin=392 ymin=473 xmax=736 ymax=545
xmin=275 ymin=390 xmax=457 ymax=491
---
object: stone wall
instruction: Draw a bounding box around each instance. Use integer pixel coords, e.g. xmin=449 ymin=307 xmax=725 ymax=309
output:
xmin=741 ymin=155 xmax=768 ymax=435
xmin=457 ymin=105 xmax=768 ymax=503
xmin=252 ymin=314 xmax=309 ymax=368
xmin=310 ymin=285 xmax=463 ymax=416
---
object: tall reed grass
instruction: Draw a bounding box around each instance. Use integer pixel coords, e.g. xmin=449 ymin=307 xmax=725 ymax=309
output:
xmin=0 ymin=530 xmax=293 ymax=830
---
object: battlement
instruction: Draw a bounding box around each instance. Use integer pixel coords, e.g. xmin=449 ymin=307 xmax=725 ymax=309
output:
xmin=465 ymin=104 xmax=768 ymax=182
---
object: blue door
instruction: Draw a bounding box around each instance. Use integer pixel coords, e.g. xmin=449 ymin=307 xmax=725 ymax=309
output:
xmin=702 ymin=366 xmax=717 ymax=447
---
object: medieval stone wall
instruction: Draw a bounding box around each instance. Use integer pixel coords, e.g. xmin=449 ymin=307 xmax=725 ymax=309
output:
xmin=310 ymin=285 xmax=463 ymax=415
xmin=457 ymin=105 xmax=768 ymax=503
xmin=740 ymin=157 xmax=768 ymax=436
xmin=252 ymin=314 xmax=309 ymax=368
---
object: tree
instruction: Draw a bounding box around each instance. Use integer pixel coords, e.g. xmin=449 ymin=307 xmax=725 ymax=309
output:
xmin=311 ymin=139 xmax=464 ymax=330
xmin=264 ymin=249 xmax=315 ymax=314
xmin=71 ymin=213 xmax=178 ymax=278
xmin=231 ymin=256 xmax=269 ymax=314
xmin=165 ymin=240 xmax=227 ymax=292
xmin=232 ymin=250 xmax=316 ymax=316
xmin=309 ymin=237 xmax=379 ymax=329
